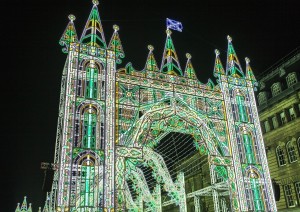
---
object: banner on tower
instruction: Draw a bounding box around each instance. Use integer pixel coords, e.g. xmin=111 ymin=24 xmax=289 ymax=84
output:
xmin=166 ymin=18 xmax=183 ymax=32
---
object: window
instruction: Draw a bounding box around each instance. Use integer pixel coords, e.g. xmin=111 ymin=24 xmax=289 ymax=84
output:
xmin=289 ymin=107 xmax=296 ymax=120
xmin=280 ymin=112 xmax=286 ymax=124
xmin=286 ymin=141 xmax=297 ymax=163
xmin=272 ymin=116 xmax=279 ymax=129
xmin=284 ymin=184 xmax=295 ymax=207
xmin=271 ymin=82 xmax=282 ymax=96
xmin=276 ymin=146 xmax=286 ymax=166
xmin=286 ymin=72 xmax=297 ymax=87
xmin=264 ymin=120 xmax=270 ymax=133
xmin=258 ymin=92 xmax=267 ymax=105
xmin=295 ymin=182 xmax=300 ymax=201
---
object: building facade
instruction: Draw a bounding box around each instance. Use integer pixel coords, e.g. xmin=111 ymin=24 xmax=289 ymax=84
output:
xmin=257 ymin=48 xmax=300 ymax=211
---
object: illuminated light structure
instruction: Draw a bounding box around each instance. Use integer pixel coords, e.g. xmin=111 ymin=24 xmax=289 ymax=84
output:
xmin=46 ymin=0 xmax=277 ymax=211
xmin=15 ymin=196 xmax=32 ymax=212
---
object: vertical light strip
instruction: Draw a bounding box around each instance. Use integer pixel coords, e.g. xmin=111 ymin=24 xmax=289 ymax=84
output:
xmin=104 ymin=50 xmax=116 ymax=211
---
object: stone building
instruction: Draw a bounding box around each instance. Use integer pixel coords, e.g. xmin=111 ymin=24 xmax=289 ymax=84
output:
xmin=257 ymin=48 xmax=300 ymax=211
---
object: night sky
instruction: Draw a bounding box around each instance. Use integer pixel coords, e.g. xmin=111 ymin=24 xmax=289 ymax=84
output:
xmin=3 ymin=0 xmax=299 ymax=211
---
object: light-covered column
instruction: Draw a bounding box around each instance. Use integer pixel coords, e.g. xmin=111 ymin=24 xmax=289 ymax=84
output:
xmin=177 ymin=172 xmax=187 ymax=212
xmin=194 ymin=196 xmax=201 ymax=212
xmin=210 ymin=165 xmax=220 ymax=212
xmin=103 ymin=50 xmax=117 ymax=211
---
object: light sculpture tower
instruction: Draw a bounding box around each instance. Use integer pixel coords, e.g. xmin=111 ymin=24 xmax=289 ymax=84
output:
xmin=50 ymin=1 xmax=277 ymax=211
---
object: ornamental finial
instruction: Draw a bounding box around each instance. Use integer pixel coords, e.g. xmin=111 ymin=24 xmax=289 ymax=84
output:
xmin=92 ymin=0 xmax=99 ymax=6
xmin=245 ymin=57 xmax=250 ymax=64
xmin=186 ymin=53 xmax=192 ymax=59
xmin=113 ymin=25 xmax=119 ymax=32
xmin=68 ymin=14 xmax=76 ymax=22
xmin=215 ymin=49 xmax=220 ymax=56
xmin=227 ymin=35 xmax=232 ymax=42
xmin=148 ymin=45 xmax=154 ymax=52
xmin=166 ymin=29 xmax=172 ymax=36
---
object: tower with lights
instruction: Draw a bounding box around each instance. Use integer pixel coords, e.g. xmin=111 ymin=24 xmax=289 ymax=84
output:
xmin=44 ymin=0 xmax=278 ymax=211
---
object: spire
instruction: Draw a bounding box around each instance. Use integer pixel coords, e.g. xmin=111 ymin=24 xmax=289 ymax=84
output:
xmin=206 ymin=79 xmax=215 ymax=90
xmin=108 ymin=25 xmax=125 ymax=64
xmin=20 ymin=196 xmax=28 ymax=211
xmin=213 ymin=49 xmax=225 ymax=77
xmin=184 ymin=53 xmax=197 ymax=79
xmin=245 ymin=57 xmax=257 ymax=84
xmin=42 ymin=192 xmax=50 ymax=212
xmin=59 ymin=14 xmax=78 ymax=53
xmin=27 ymin=203 xmax=32 ymax=212
xmin=38 ymin=207 xmax=42 ymax=212
xmin=226 ymin=35 xmax=244 ymax=77
xmin=15 ymin=203 xmax=21 ymax=212
xmin=80 ymin=0 xmax=106 ymax=48
xmin=160 ymin=29 xmax=183 ymax=76
xmin=144 ymin=45 xmax=159 ymax=72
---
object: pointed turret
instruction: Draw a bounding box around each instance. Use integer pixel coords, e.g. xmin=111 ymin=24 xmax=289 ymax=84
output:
xmin=80 ymin=0 xmax=106 ymax=48
xmin=108 ymin=25 xmax=125 ymax=64
xmin=226 ymin=35 xmax=244 ymax=77
xmin=42 ymin=201 xmax=49 ymax=212
xmin=213 ymin=49 xmax=225 ymax=77
xmin=206 ymin=79 xmax=215 ymax=90
xmin=160 ymin=29 xmax=183 ymax=76
xmin=42 ymin=192 xmax=50 ymax=212
xmin=144 ymin=45 xmax=159 ymax=72
xmin=59 ymin=14 xmax=78 ymax=53
xmin=15 ymin=203 xmax=21 ymax=212
xmin=27 ymin=203 xmax=32 ymax=212
xmin=184 ymin=53 xmax=197 ymax=79
xmin=20 ymin=196 xmax=28 ymax=211
xmin=245 ymin=57 xmax=258 ymax=85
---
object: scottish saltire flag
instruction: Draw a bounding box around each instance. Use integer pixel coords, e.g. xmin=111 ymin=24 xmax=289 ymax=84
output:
xmin=166 ymin=18 xmax=183 ymax=32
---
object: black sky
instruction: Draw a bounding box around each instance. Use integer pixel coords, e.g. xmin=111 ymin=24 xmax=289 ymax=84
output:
xmin=2 ymin=0 xmax=299 ymax=211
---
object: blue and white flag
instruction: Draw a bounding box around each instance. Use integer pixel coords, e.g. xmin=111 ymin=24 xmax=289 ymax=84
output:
xmin=166 ymin=18 xmax=183 ymax=32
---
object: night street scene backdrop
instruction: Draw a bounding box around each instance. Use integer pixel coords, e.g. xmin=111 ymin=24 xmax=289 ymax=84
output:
xmin=2 ymin=0 xmax=299 ymax=211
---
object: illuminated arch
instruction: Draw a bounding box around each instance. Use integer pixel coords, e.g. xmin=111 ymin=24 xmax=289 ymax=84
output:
xmin=231 ymin=88 xmax=252 ymax=123
xmin=236 ymin=124 xmax=261 ymax=164
xmin=77 ymin=59 xmax=104 ymax=99
xmin=244 ymin=166 xmax=267 ymax=211
xmin=123 ymin=98 xmax=224 ymax=157
xmin=74 ymin=102 xmax=104 ymax=149
xmin=72 ymin=150 xmax=103 ymax=210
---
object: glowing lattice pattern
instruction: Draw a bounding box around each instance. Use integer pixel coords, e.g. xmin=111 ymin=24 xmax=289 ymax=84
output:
xmin=43 ymin=1 xmax=278 ymax=212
